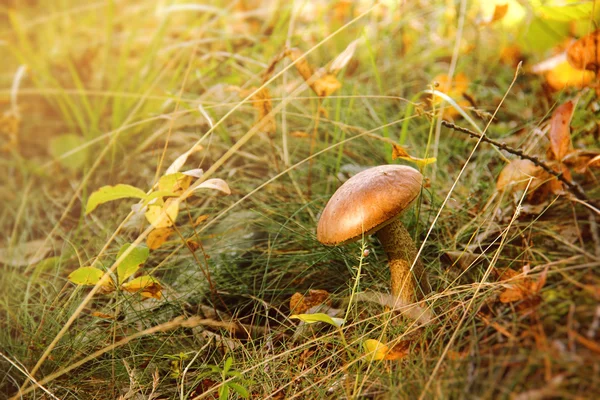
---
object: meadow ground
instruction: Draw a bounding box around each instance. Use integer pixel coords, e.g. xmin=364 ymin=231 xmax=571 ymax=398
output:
xmin=1 ymin=1 xmax=599 ymax=399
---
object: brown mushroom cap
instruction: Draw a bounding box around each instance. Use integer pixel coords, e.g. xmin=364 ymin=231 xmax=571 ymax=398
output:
xmin=317 ymin=165 xmax=423 ymax=245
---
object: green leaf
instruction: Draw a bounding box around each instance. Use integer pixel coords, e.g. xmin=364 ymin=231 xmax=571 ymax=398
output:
xmin=49 ymin=134 xmax=87 ymax=172
xmin=228 ymin=382 xmax=249 ymax=398
xmin=86 ymin=184 xmax=148 ymax=214
xmin=219 ymin=385 xmax=229 ymax=400
xmin=116 ymin=244 xmax=149 ymax=283
xmin=68 ymin=266 xmax=104 ymax=286
xmin=289 ymin=313 xmax=345 ymax=328
xmin=223 ymin=356 xmax=233 ymax=374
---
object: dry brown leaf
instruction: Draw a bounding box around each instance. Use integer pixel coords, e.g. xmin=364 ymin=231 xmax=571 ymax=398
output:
xmin=290 ymin=289 xmax=331 ymax=314
xmin=496 ymin=159 xmax=543 ymax=192
xmin=193 ymin=214 xmax=209 ymax=226
xmin=391 ymin=144 xmax=436 ymax=167
xmin=251 ymin=87 xmax=276 ymax=135
xmin=432 ymin=73 xmax=471 ymax=118
xmin=549 ymin=101 xmax=574 ymax=161
xmin=285 ymin=48 xmax=342 ymax=97
xmin=285 ymin=48 xmax=314 ymax=82
xmin=312 ymin=74 xmax=342 ymax=97
xmin=588 ymin=154 xmax=600 ymax=168
xmin=0 ymin=109 xmax=20 ymax=152
xmin=567 ymin=30 xmax=600 ymax=71
xmin=91 ymin=311 xmax=116 ymax=319
xmin=122 ymin=276 xmax=163 ymax=299
xmin=291 ymin=130 xmax=310 ymax=138
xmin=383 ymin=340 xmax=411 ymax=360
xmin=186 ymin=239 xmax=201 ymax=252
xmin=0 ymin=239 xmax=52 ymax=267
xmin=499 ymin=287 xmax=526 ymax=303
xmin=147 ymin=227 xmax=174 ymax=250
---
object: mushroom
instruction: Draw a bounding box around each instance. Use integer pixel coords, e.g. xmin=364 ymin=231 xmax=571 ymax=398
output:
xmin=317 ymin=165 xmax=427 ymax=304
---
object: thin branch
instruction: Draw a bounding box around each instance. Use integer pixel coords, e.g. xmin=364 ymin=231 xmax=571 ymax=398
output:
xmin=440 ymin=120 xmax=597 ymax=208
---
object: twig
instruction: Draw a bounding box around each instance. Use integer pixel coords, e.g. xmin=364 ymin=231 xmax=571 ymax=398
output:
xmin=440 ymin=120 xmax=597 ymax=208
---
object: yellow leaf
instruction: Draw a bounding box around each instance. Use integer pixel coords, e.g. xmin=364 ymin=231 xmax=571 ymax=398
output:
xmin=145 ymin=198 xmax=180 ymax=228
xmin=147 ymin=227 xmax=174 ymax=250
xmin=391 ymin=144 xmax=436 ymax=167
xmin=545 ymin=60 xmax=595 ymax=91
xmin=122 ymin=275 xmax=163 ymax=299
xmin=158 ymin=173 xmax=193 ymax=194
xmin=363 ymin=339 xmax=388 ymax=361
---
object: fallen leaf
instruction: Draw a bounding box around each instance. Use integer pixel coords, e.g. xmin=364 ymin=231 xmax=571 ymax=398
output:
xmin=285 ymin=48 xmax=342 ymax=97
xmin=91 ymin=311 xmax=116 ymax=319
xmin=567 ymin=30 xmax=600 ymax=71
xmin=496 ymin=159 xmax=543 ymax=192
xmin=544 ymin=60 xmax=595 ymax=91
xmin=432 ymin=72 xmax=471 ymax=118
xmin=289 ymin=313 xmax=344 ymax=328
xmin=193 ymin=214 xmax=209 ymax=226
xmin=391 ymin=144 xmax=436 ymax=167
xmin=384 ymin=340 xmax=411 ymax=360
xmin=0 ymin=239 xmax=52 ymax=267
xmin=285 ymin=48 xmax=314 ymax=82
xmin=290 ymin=289 xmax=331 ymax=314
xmin=548 ymin=101 xmax=574 ymax=161
xmin=312 ymin=74 xmax=342 ymax=97
xmin=122 ymin=275 xmax=163 ymax=299
xmin=363 ymin=339 xmax=388 ymax=361
xmin=587 ymin=154 xmax=600 ymax=168
xmin=147 ymin=227 xmax=174 ymax=250
xmin=251 ymin=87 xmax=276 ymax=135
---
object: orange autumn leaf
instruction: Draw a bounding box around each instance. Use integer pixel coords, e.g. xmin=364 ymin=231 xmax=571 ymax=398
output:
xmin=567 ymin=30 xmax=600 ymax=71
xmin=122 ymin=276 xmax=163 ymax=299
xmin=290 ymin=289 xmax=331 ymax=314
xmin=588 ymin=154 xmax=600 ymax=168
xmin=391 ymin=144 xmax=436 ymax=167
xmin=432 ymin=72 xmax=470 ymax=118
xmin=147 ymin=227 xmax=174 ymax=250
xmin=285 ymin=48 xmax=342 ymax=97
xmin=549 ymin=101 xmax=574 ymax=161
xmin=193 ymin=214 xmax=209 ymax=226
xmin=312 ymin=74 xmax=342 ymax=97
xmin=496 ymin=159 xmax=543 ymax=192
xmin=251 ymin=87 xmax=276 ymax=135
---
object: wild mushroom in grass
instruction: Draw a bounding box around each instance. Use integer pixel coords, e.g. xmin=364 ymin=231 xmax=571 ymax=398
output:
xmin=317 ymin=165 xmax=427 ymax=304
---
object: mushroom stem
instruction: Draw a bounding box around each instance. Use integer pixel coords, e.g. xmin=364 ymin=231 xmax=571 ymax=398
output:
xmin=375 ymin=219 xmax=427 ymax=304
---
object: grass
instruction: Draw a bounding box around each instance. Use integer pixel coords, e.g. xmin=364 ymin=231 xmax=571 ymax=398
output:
xmin=1 ymin=1 xmax=600 ymax=399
